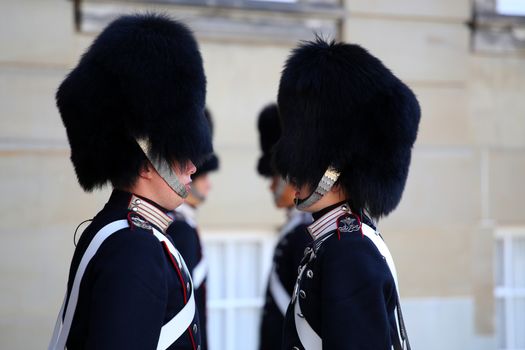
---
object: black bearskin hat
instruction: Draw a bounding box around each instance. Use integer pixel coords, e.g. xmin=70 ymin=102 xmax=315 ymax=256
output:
xmin=193 ymin=108 xmax=219 ymax=178
xmin=273 ymin=38 xmax=421 ymax=218
xmin=56 ymin=13 xmax=212 ymax=191
xmin=256 ymin=103 xmax=281 ymax=177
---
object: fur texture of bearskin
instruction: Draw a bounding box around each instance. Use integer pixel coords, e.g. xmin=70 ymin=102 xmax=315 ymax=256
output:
xmin=257 ymin=103 xmax=281 ymax=177
xmin=273 ymin=38 xmax=421 ymax=218
xmin=193 ymin=108 xmax=219 ymax=178
xmin=56 ymin=13 xmax=212 ymax=191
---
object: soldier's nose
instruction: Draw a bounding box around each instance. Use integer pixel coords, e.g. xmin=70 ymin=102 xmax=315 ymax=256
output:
xmin=187 ymin=161 xmax=197 ymax=175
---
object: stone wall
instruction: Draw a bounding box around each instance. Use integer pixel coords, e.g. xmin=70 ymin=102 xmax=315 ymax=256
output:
xmin=1 ymin=0 xmax=523 ymax=348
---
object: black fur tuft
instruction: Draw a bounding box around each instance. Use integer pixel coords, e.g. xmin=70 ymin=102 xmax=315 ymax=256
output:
xmin=273 ymin=39 xmax=421 ymax=217
xmin=256 ymin=103 xmax=281 ymax=177
xmin=193 ymin=108 xmax=219 ymax=178
xmin=56 ymin=13 xmax=212 ymax=191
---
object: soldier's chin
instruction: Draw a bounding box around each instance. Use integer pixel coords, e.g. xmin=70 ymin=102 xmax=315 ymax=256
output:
xmin=164 ymin=189 xmax=185 ymax=211
xmin=273 ymin=195 xmax=285 ymax=208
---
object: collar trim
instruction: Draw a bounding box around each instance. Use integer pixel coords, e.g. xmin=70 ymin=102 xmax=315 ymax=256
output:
xmin=128 ymin=195 xmax=173 ymax=233
xmin=307 ymin=203 xmax=351 ymax=241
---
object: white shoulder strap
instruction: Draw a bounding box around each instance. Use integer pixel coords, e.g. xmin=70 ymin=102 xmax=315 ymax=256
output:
xmin=294 ymin=263 xmax=322 ymax=350
xmin=48 ymin=220 xmax=196 ymax=350
xmin=150 ymin=228 xmax=196 ymax=350
xmin=360 ymin=223 xmax=399 ymax=290
xmin=361 ymin=223 xmax=406 ymax=350
xmin=48 ymin=220 xmax=129 ymax=350
xmin=269 ymin=265 xmax=291 ymax=315
xmin=192 ymin=256 xmax=208 ymax=290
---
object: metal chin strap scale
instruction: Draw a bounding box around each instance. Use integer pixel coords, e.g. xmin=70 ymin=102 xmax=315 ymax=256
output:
xmin=136 ymin=138 xmax=189 ymax=199
xmin=294 ymin=167 xmax=341 ymax=211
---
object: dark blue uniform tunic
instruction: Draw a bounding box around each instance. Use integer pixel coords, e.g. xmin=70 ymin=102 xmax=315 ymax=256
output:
xmin=167 ymin=203 xmax=208 ymax=350
xmin=259 ymin=209 xmax=312 ymax=350
xmin=64 ymin=190 xmax=201 ymax=350
xmin=282 ymin=203 xmax=399 ymax=350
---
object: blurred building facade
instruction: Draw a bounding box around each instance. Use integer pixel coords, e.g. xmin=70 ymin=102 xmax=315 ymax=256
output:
xmin=0 ymin=0 xmax=524 ymax=349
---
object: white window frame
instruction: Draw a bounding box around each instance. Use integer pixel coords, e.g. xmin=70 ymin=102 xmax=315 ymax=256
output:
xmin=494 ymin=227 xmax=525 ymax=350
xmin=201 ymin=229 xmax=277 ymax=350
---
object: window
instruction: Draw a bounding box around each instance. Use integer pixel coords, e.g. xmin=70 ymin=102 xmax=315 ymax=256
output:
xmin=74 ymin=0 xmax=343 ymax=42
xmin=495 ymin=228 xmax=525 ymax=350
xmin=496 ymin=0 xmax=525 ymax=16
xmin=471 ymin=0 xmax=525 ymax=54
xmin=202 ymin=230 xmax=277 ymax=350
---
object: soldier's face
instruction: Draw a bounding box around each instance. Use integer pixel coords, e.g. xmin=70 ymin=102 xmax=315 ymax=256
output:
xmin=194 ymin=174 xmax=211 ymax=197
xmin=270 ymin=176 xmax=296 ymax=208
xmin=186 ymin=174 xmax=211 ymax=207
xmin=173 ymin=161 xmax=197 ymax=194
xmin=149 ymin=160 xmax=196 ymax=210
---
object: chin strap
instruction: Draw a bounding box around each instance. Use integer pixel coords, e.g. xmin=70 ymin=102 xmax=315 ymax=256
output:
xmin=295 ymin=167 xmax=341 ymax=211
xmin=273 ymin=177 xmax=288 ymax=205
xmin=136 ymin=138 xmax=188 ymax=199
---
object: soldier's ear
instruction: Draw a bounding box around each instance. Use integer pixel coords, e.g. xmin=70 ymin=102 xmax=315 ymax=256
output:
xmin=330 ymin=182 xmax=348 ymax=202
xmin=138 ymin=161 xmax=155 ymax=180
xmin=330 ymin=183 xmax=342 ymax=193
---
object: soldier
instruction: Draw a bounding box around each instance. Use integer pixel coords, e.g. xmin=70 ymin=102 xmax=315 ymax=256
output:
xmin=48 ymin=14 xmax=211 ymax=350
xmin=256 ymin=103 xmax=312 ymax=350
xmin=273 ymin=38 xmax=420 ymax=349
xmin=167 ymin=109 xmax=219 ymax=350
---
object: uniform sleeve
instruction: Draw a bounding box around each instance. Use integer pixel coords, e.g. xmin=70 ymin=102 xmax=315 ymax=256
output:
xmin=320 ymin=236 xmax=396 ymax=350
xmin=167 ymin=220 xmax=200 ymax=272
xmin=86 ymin=229 xmax=168 ymax=350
